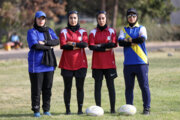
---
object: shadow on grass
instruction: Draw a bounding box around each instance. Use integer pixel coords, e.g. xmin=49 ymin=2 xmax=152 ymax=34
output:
xmin=0 ymin=112 xmax=89 ymax=118
xmin=51 ymin=112 xmax=89 ymax=116
xmin=0 ymin=113 xmax=32 ymax=118
xmin=0 ymin=111 xmax=122 ymax=118
xmin=51 ymin=112 xmax=119 ymax=117
xmin=104 ymin=111 xmax=119 ymax=116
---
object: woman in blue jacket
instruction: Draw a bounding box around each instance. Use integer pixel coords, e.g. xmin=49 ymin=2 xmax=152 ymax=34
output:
xmin=27 ymin=11 xmax=59 ymax=117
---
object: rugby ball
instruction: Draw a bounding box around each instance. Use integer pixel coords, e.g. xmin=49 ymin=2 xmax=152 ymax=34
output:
xmin=117 ymin=104 xmax=136 ymax=115
xmin=85 ymin=105 xmax=104 ymax=116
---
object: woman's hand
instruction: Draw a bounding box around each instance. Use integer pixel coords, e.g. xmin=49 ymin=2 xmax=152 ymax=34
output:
xmin=67 ymin=41 xmax=73 ymax=45
xmin=73 ymin=47 xmax=80 ymax=50
xmin=127 ymin=38 xmax=132 ymax=42
xmin=124 ymin=38 xmax=132 ymax=42
xmin=105 ymin=48 xmax=111 ymax=51
xmin=39 ymin=41 xmax=45 ymax=45
xmin=95 ymin=44 xmax=102 ymax=47
xmin=67 ymin=41 xmax=76 ymax=47
xmin=131 ymin=43 xmax=136 ymax=46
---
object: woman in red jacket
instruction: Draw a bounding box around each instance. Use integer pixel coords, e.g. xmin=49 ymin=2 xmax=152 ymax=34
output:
xmin=59 ymin=11 xmax=88 ymax=115
xmin=89 ymin=11 xmax=117 ymax=113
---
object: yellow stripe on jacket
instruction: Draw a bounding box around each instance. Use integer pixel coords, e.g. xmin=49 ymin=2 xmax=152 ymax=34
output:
xmin=122 ymin=28 xmax=148 ymax=64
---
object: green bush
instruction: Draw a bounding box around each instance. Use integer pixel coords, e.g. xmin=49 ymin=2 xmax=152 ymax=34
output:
xmin=1 ymin=35 xmax=7 ymax=43
xmin=146 ymin=24 xmax=180 ymax=41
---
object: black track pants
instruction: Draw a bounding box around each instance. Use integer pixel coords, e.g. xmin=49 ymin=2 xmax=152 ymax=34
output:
xmin=63 ymin=76 xmax=85 ymax=111
xmin=29 ymin=71 xmax=54 ymax=113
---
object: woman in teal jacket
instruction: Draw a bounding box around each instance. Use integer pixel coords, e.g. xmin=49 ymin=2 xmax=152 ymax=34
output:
xmin=27 ymin=11 xmax=59 ymax=117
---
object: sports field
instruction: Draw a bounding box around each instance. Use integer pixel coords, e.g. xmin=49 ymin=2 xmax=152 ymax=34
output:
xmin=0 ymin=51 xmax=180 ymax=120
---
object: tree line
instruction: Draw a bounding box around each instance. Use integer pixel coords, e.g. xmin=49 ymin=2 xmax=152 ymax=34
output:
xmin=66 ymin=0 xmax=174 ymax=26
xmin=0 ymin=0 xmax=175 ymax=44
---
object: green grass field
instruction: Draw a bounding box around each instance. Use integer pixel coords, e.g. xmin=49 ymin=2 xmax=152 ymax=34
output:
xmin=0 ymin=51 xmax=180 ymax=120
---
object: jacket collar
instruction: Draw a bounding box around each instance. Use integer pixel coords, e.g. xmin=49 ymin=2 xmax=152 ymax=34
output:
xmin=97 ymin=26 xmax=109 ymax=32
xmin=126 ymin=22 xmax=140 ymax=28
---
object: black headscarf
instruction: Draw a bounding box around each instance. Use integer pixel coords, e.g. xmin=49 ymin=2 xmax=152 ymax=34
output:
xmin=96 ymin=11 xmax=107 ymax=31
xmin=33 ymin=19 xmax=51 ymax=41
xmin=67 ymin=23 xmax=80 ymax=32
xmin=67 ymin=10 xmax=80 ymax=32
xmin=97 ymin=24 xmax=107 ymax=31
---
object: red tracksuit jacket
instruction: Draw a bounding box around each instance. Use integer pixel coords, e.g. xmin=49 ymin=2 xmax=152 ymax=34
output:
xmin=89 ymin=27 xmax=117 ymax=69
xmin=59 ymin=28 xmax=88 ymax=70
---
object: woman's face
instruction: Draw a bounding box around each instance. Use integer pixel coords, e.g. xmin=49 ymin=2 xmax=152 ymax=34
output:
xmin=97 ymin=13 xmax=106 ymax=26
xmin=69 ymin=13 xmax=78 ymax=26
xmin=127 ymin=13 xmax=137 ymax=24
xmin=36 ymin=16 xmax=46 ymax=27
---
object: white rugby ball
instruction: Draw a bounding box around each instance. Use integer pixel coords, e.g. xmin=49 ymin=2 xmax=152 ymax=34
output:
xmin=117 ymin=104 xmax=136 ymax=115
xmin=85 ymin=105 xmax=104 ymax=116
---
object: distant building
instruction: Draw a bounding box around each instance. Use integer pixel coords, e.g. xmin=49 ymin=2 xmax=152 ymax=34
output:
xmin=171 ymin=0 xmax=180 ymax=25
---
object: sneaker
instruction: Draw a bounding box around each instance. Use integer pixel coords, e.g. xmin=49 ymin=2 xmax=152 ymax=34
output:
xmin=34 ymin=112 xmax=41 ymax=117
xmin=143 ymin=108 xmax=150 ymax=115
xmin=65 ymin=110 xmax=71 ymax=115
xmin=77 ymin=111 xmax=83 ymax=115
xmin=111 ymin=110 xmax=116 ymax=114
xmin=43 ymin=111 xmax=52 ymax=116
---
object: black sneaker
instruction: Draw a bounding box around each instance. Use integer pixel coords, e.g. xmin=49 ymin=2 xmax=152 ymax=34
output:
xmin=65 ymin=110 xmax=71 ymax=115
xmin=77 ymin=111 xmax=83 ymax=115
xmin=143 ymin=108 xmax=150 ymax=115
xmin=111 ymin=109 xmax=116 ymax=114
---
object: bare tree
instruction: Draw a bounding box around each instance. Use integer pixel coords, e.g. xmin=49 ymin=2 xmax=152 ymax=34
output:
xmin=112 ymin=0 xmax=118 ymax=28
xmin=101 ymin=0 xmax=106 ymax=11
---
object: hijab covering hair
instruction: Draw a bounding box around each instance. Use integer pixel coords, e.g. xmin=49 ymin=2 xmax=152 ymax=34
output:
xmin=96 ymin=10 xmax=107 ymax=18
xmin=96 ymin=11 xmax=107 ymax=31
xmin=126 ymin=8 xmax=138 ymax=27
xmin=68 ymin=10 xmax=78 ymax=17
xmin=67 ymin=10 xmax=80 ymax=32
